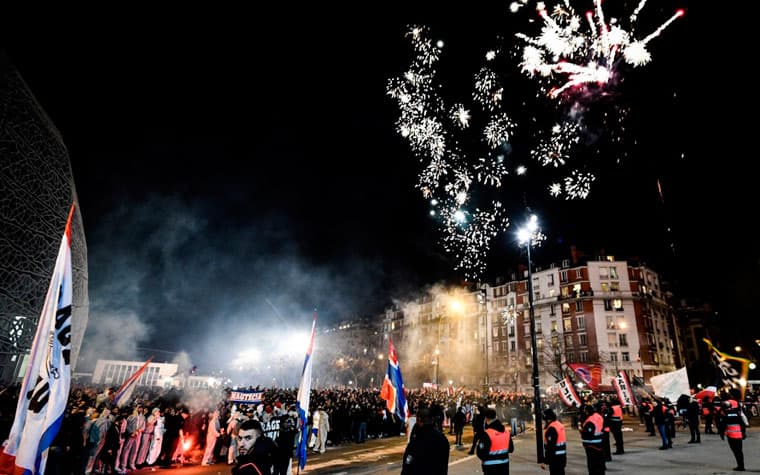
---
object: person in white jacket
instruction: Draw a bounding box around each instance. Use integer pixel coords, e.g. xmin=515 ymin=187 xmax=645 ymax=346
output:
xmin=202 ymin=409 xmax=221 ymax=465
xmin=313 ymin=408 xmax=330 ymax=454
xmin=146 ymin=408 xmax=165 ymax=466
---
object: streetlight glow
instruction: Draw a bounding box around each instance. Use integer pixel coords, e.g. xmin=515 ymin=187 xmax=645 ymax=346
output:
xmin=449 ymin=297 xmax=464 ymax=314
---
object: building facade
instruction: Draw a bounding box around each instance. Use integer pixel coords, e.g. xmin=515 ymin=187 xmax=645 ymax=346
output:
xmin=92 ymin=359 xmax=178 ymax=387
xmin=0 ymin=53 xmax=89 ymax=383
xmin=385 ymin=256 xmax=683 ymax=393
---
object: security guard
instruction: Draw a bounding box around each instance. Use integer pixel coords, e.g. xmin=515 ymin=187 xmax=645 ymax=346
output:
xmin=609 ymin=399 xmax=624 ymax=454
xmin=540 ymin=408 xmax=567 ymax=475
xmin=476 ymin=408 xmax=514 ymax=474
xmin=599 ymin=402 xmax=612 ymax=462
xmin=580 ymin=404 xmax=605 ymax=475
xmin=722 ymin=390 xmax=747 ymax=472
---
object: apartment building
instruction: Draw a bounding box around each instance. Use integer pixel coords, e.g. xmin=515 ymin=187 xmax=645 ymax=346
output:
xmin=386 ymin=256 xmax=683 ymax=392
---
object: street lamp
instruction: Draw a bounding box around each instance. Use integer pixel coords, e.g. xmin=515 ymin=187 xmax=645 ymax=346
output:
xmin=480 ymin=287 xmax=490 ymax=391
xmin=517 ymin=213 xmax=544 ymax=464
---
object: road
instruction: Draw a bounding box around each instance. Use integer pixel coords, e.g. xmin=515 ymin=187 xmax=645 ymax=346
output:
xmin=140 ymin=418 xmax=758 ymax=474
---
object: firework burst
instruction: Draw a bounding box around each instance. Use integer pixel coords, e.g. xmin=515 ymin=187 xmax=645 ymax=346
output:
xmin=516 ymin=0 xmax=684 ymax=98
xmin=387 ymin=26 xmax=514 ymax=278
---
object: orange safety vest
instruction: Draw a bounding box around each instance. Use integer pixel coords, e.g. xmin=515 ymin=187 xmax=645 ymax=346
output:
xmin=582 ymin=413 xmax=604 ymax=448
xmin=725 ymin=399 xmax=743 ymax=440
xmin=483 ymin=428 xmax=511 ymax=465
xmin=611 ymin=405 xmax=623 ymax=421
xmin=545 ymin=420 xmax=567 ymax=456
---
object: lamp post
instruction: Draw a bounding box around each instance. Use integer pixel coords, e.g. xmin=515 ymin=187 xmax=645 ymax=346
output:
xmin=480 ymin=287 xmax=490 ymax=391
xmin=518 ymin=214 xmax=544 ymax=464
xmin=433 ymin=346 xmax=440 ymax=386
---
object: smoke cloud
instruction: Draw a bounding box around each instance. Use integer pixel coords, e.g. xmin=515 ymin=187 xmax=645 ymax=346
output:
xmin=77 ymin=193 xmax=413 ymax=386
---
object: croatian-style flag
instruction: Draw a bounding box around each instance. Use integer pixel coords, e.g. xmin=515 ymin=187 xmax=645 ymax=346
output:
xmin=112 ymin=357 xmax=154 ymax=408
xmin=296 ymin=310 xmax=317 ymax=471
xmin=380 ymin=337 xmax=409 ymax=422
xmin=0 ymin=204 xmax=75 ymax=475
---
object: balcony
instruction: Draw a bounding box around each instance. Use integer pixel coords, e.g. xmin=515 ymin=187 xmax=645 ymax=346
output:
xmin=558 ymin=289 xmax=594 ymax=301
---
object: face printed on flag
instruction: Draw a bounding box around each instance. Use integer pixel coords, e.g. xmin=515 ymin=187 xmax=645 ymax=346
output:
xmin=574 ymin=367 xmax=591 ymax=384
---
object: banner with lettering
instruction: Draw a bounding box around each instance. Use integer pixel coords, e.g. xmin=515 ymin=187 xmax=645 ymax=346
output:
xmin=228 ymin=390 xmax=264 ymax=405
xmin=0 ymin=204 xmax=75 ymax=475
xmin=612 ymin=371 xmax=636 ymax=406
xmin=557 ymin=376 xmax=582 ymax=407
xmin=703 ymin=338 xmax=751 ymax=399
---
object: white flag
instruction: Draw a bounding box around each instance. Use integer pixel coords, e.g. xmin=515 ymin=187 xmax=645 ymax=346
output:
xmin=650 ymin=367 xmax=690 ymax=402
xmin=0 ymin=204 xmax=75 ymax=475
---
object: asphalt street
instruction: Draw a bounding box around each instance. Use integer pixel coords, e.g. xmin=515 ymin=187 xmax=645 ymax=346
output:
xmin=137 ymin=418 xmax=758 ymax=474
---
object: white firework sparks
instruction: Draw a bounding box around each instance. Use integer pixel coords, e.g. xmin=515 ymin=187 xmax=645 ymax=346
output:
xmin=451 ymin=104 xmax=471 ymax=128
xmin=517 ymin=0 xmax=685 ymax=98
xmin=473 ymin=68 xmax=504 ymax=111
xmin=484 ymin=113 xmax=517 ymax=148
xmin=475 ymin=156 xmax=509 ymax=187
xmin=563 ymin=170 xmax=596 ymax=199
xmin=388 ymin=26 xmax=515 ymax=278
xmin=531 ymin=121 xmax=580 ymax=167
xmin=549 ymin=183 xmax=562 ymax=196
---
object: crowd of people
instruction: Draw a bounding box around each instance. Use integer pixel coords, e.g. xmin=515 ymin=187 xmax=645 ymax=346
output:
xmin=0 ymin=382 xmax=756 ymax=475
xmin=0 ymin=383 xmax=546 ymax=475
xmin=400 ymin=387 xmax=756 ymax=475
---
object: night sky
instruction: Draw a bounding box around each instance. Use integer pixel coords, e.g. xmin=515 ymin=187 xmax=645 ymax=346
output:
xmin=1 ymin=1 xmax=756 ymax=372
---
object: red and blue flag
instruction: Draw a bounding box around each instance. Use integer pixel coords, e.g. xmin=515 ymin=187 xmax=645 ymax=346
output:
xmin=380 ymin=337 xmax=409 ymax=422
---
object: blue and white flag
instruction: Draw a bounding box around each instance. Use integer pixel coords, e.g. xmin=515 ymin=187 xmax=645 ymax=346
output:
xmin=296 ymin=310 xmax=317 ymax=471
xmin=0 ymin=204 xmax=75 ymax=475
